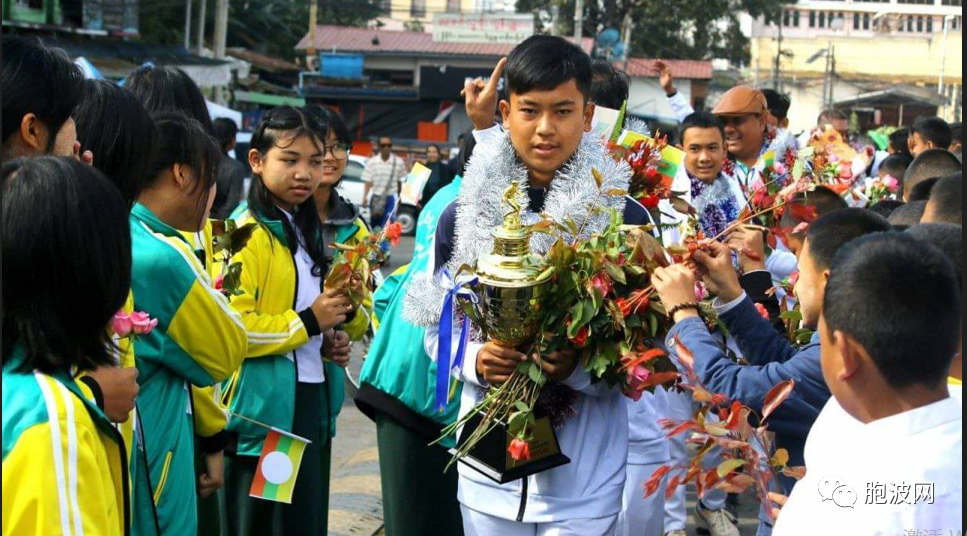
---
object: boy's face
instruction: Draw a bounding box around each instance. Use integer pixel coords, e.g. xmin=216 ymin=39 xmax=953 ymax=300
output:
xmin=908 ymin=131 xmax=931 ymax=157
xmin=682 ymin=127 xmax=726 ymax=184
xmin=793 ymin=238 xmax=827 ymax=330
xmin=499 ymin=79 xmax=593 ymax=183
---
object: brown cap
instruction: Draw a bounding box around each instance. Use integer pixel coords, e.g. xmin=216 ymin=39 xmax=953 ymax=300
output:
xmin=712 ymin=86 xmax=768 ymax=116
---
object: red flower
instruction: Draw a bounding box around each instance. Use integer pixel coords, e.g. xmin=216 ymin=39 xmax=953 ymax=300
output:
xmin=639 ymin=194 xmax=660 ymax=208
xmin=508 ymin=438 xmax=531 ymax=461
xmin=754 ymin=303 xmax=770 ymax=321
xmin=213 ymin=273 xmax=224 ymax=291
xmin=617 ymin=298 xmax=633 ymax=317
xmin=384 ymin=222 xmax=403 ymax=247
xmin=568 ymin=323 xmax=590 ymax=348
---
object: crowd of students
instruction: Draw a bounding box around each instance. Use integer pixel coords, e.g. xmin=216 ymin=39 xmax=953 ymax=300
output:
xmin=1 ymin=32 xmax=962 ymax=536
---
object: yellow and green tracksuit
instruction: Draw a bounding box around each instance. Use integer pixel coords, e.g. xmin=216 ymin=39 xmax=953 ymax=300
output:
xmin=221 ymin=204 xmax=370 ymax=456
xmin=128 ymin=203 xmax=247 ymax=536
xmin=2 ymin=347 xmax=130 ymax=536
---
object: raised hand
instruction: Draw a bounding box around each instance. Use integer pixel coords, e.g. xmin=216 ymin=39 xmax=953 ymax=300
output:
xmin=653 ymin=60 xmax=676 ymax=97
xmin=462 ymin=57 xmax=507 ymax=131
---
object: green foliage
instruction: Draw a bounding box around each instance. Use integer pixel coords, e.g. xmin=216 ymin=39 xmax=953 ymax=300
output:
xmin=517 ymin=0 xmax=794 ymax=63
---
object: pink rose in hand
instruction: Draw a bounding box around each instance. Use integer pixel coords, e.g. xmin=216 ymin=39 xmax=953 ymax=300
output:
xmin=694 ymin=281 xmax=708 ymax=302
xmin=624 ymin=364 xmax=653 ymax=402
xmin=129 ymin=311 xmax=158 ymax=335
xmin=882 ymin=175 xmax=899 ymax=192
xmin=112 ymin=312 xmax=134 ymax=338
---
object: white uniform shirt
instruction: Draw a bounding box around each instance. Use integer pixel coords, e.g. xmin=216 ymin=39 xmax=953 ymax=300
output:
xmin=282 ymin=211 xmax=325 ymax=383
xmin=774 ymin=397 xmax=962 ymax=536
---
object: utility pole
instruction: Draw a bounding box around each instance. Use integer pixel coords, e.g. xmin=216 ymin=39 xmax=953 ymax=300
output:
xmin=773 ymin=12 xmax=783 ymax=91
xmin=828 ymin=44 xmax=836 ymax=109
xmin=822 ymin=42 xmax=832 ymax=109
xmin=939 ymin=14 xmax=953 ymax=119
xmin=213 ymin=0 xmax=228 ymax=59
xmin=621 ymin=11 xmax=633 ymax=72
xmin=196 ymin=0 xmax=207 ymax=54
xmin=183 ymin=0 xmax=193 ymax=50
xmin=307 ymin=0 xmax=319 ymax=71
xmin=574 ymin=0 xmax=584 ymax=40
xmin=551 ymin=4 xmax=560 ymax=37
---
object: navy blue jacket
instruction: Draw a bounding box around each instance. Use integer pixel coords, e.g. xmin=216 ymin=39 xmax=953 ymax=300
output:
xmin=666 ymin=295 xmax=831 ymax=493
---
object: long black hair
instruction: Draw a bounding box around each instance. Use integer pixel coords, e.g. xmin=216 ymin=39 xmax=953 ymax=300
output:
xmin=246 ymin=106 xmax=329 ymax=276
xmin=145 ymin=111 xmax=221 ymax=230
xmin=126 ymin=65 xmax=215 ymax=134
xmin=2 ymin=157 xmax=132 ymax=374
xmin=75 ymin=79 xmax=157 ymax=207
xmin=1 ymin=36 xmax=85 ymax=152
xmin=305 ymin=104 xmax=352 ymax=188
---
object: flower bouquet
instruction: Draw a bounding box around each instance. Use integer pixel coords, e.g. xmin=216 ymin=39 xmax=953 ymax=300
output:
xmin=643 ymin=338 xmax=806 ymax=522
xmin=210 ymin=219 xmax=258 ymax=297
xmin=323 ymin=221 xmax=401 ymax=309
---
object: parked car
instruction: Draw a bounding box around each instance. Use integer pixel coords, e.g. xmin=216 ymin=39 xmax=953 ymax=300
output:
xmin=336 ymin=154 xmax=420 ymax=235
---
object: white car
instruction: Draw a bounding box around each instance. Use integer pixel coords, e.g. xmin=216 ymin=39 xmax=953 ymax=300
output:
xmin=336 ymin=154 xmax=420 ymax=235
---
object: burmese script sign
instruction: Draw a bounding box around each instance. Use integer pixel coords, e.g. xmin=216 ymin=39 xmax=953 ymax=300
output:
xmin=432 ymin=14 xmax=534 ymax=44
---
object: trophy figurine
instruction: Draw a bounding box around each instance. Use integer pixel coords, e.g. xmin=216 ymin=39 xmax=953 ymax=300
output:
xmin=454 ymin=181 xmax=570 ymax=483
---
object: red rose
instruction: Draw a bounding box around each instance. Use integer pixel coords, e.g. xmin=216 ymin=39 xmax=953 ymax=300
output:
xmin=508 ymin=438 xmax=531 ymax=461
xmin=591 ymin=272 xmax=613 ymax=297
xmin=639 ymin=194 xmax=660 ymax=208
xmin=754 ymin=303 xmax=770 ymax=321
xmin=568 ymin=324 xmax=590 ymax=348
xmin=384 ymin=222 xmax=403 ymax=247
xmin=617 ymin=298 xmax=633 ymax=317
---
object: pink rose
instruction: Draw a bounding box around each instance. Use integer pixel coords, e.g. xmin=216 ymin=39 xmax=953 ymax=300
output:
xmin=112 ymin=312 xmax=134 ymax=338
xmin=772 ymin=162 xmax=787 ymax=176
xmin=749 ymin=178 xmax=766 ymax=195
xmin=882 ymin=175 xmax=899 ymax=192
xmin=591 ymin=272 xmax=613 ymax=298
xmin=130 ymin=311 xmax=158 ymax=336
xmin=624 ymin=364 xmax=653 ymax=402
xmin=694 ymin=281 xmax=708 ymax=302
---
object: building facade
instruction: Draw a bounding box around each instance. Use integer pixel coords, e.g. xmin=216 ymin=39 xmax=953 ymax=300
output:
xmin=749 ymin=0 xmax=962 ymax=130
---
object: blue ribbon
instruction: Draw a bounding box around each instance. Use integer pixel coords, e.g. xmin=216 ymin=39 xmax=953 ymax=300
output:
xmin=436 ymin=269 xmax=479 ymax=412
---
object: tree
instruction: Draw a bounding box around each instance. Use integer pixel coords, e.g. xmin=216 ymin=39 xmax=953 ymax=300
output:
xmin=517 ymin=0 xmax=794 ymax=65
xmin=139 ymin=0 xmax=384 ymax=60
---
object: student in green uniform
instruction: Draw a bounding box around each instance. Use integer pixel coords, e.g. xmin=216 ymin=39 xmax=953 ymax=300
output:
xmin=129 ymin=111 xmax=248 ymax=536
xmin=222 ymin=106 xmax=355 ymax=536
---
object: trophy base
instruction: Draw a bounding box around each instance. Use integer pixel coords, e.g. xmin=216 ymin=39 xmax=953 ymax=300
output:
xmin=450 ymin=413 xmax=570 ymax=484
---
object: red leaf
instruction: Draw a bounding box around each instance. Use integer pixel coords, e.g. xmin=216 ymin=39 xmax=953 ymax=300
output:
xmin=640 ymin=371 xmax=680 ymax=389
xmin=782 ymin=466 xmax=807 ymax=481
xmin=787 ymin=203 xmax=818 ymax=223
xmin=672 ymin=336 xmax=696 ymax=378
xmin=725 ymin=401 xmax=744 ymax=429
xmin=664 ymin=420 xmax=698 ymax=439
xmin=762 ymin=380 xmax=795 ymax=421
xmin=664 ymin=474 xmax=681 ymax=500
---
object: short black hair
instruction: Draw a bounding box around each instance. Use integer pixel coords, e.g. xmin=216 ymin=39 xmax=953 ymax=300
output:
xmin=505 ymin=35 xmax=592 ymax=102
xmin=925 ymin=173 xmax=962 ymax=225
xmin=127 ymin=65 xmax=214 ymax=134
xmin=912 ymin=115 xmax=953 ymax=150
xmin=878 ymin=153 xmax=912 ymax=182
xmin=804 ymin=207 xmax=891 ymax=270
xmin=2 ymin=36 xmax=86 ymax=152
xmin=906 ymin=223 xmax=962 ymax=292
xmin=867 ymin=200 xmax=905 ymax=220
xmin=146 ymin=111 xmax=221 ymax=229
xmin=817 ymin=108 xmax=848 ymax=125
xmin=2 ymin=156 xmax=131 ymax=374
xmin=888 ymin=200 xmax=927 ymax=227
xmin=679 ymin=112 xmax=725 ymax=145
xmin=779 ymin=186 xmax=848 ymax=237
xmin=458 ymin=126 xmax=478 ymax=177
xmin=889 ymin=128 xmax=913 ymax=159
xmin=824 ymin=232 xmax=960 ymax=390
xmin=306 ymin=104 xmax=352 ymax=146
xmin=213 ymin=117 xmax=238 ymax=150
xmin=909 ymin=176 xmax=941 ymax=202
xmin=760 ymin=89 xmax=791 ymax=122
xmin=951 ymin=122 xmax=962 ymax=145
xmin=74 ymin=80 xmax=156 ymax=207
xmin=903 ymin=148 xmax=962 ymax=198
xmin=589 ymin=59 xmax=629 ymax=110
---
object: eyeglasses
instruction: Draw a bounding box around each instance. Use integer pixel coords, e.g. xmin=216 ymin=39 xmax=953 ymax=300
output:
xmin=324 ymin=142 xmax=351 ymax=160
xmin=379 ymin=142 xmax=392 ymax=148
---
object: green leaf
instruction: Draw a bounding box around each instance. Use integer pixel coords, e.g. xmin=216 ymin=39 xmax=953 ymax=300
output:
xmin=648 ymin=313 xmax=658 ymax=337
xmin=507 ymin=411 xmax=528 ymax=436
xmin=527 ymin=361 xmax=546 ymax=386
xmin=625 ymin=314 xmax=642 ymax=329
xmin=605 ymin=263 xmax=627 ymax=285
xmin=779 ymin=310 xmax=803 ymax=322
xmin=716 ymin=459 xmax=746 ymax=479
xmin=514 ymin=401 xmax=530 ymax=413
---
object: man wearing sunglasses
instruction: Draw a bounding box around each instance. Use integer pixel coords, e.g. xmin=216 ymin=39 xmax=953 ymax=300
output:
xmin=362 ymin=135 xmax=407 ymax=228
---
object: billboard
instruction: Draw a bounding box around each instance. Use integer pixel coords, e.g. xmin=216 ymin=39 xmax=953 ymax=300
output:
xmin=432 ymin=13 xmax=534 ymax=44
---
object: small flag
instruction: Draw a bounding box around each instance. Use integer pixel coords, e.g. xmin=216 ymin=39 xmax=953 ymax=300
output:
xmin=249 ymin=428 xmax=311 ymax=504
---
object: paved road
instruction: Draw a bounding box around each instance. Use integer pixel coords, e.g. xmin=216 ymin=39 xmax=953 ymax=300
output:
xmin=328 ymin=235 xmax=761 ymax=536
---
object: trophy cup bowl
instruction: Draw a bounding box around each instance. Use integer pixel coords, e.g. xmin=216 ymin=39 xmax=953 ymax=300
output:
xmin=452 ymin=181 xmax=571 ymax=484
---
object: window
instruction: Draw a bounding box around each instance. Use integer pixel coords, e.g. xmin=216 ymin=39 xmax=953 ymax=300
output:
xmin=809 ymin=10 xmax=817 ymax=28
xmin=908 ymin=16 xmax=915 ymax=32
xmin=941 ymin=0 xmax=962 ymax=5
xmin=784 ymin=10 xmax=792 ymax=27
xmin=927 ymin=16 xmax=933 ymax=32
xmin=898 ymin=0 xmax=932 ymax=4
xmin=864 ymin=13 xmax=871 ymax=30
xmin=411 ymin=0 xmax=426 ymax=18
xmin=819 ymin=11 xmax=826 ymax=28
xmin=794 ymin=11 xmax=800 ymax=27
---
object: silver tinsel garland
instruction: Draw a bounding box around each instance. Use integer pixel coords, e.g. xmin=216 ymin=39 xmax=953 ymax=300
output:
xmin=403 ymin=131 xmax=632 ymax=328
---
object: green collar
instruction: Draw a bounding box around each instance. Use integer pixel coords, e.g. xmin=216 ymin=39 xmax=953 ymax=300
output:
xmin=248 ymin=206 xmax=290 ymax=247
xmin=131 ymin=203 xmax=191 ymax=245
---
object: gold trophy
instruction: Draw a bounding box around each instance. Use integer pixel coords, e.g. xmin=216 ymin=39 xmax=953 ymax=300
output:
xmin=455 ymin=181 xmax=570 ymax=483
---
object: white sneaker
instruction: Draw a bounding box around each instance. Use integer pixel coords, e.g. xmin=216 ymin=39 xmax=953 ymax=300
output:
xmin=664 ymin=531 xmax=687 ymax=536
xmin=694 ymin=502 xmax=740 ymax=536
